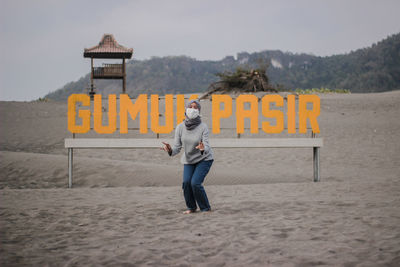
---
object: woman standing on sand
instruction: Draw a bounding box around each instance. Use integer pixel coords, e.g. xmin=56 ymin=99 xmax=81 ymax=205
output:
xmin=160 ymin=99 xmax=214 ymax=214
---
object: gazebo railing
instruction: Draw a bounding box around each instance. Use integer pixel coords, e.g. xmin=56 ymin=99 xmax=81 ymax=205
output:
xmin=93 ymin=63 xmax=123 ymax=78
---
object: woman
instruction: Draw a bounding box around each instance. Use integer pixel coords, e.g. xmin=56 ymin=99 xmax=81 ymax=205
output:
xmin=160 ymin=99 xmax=214 ymax=214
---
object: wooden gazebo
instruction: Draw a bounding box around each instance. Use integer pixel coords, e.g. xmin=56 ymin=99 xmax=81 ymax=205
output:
xmin=84 ymin=34 xmax=133 ymax=98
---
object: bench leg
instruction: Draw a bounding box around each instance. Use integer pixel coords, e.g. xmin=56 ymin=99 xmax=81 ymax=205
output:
xmin=313 ymin=147 xmax=320 ymax=182
xmin=68 ymin=148 xmax=73 ymax=188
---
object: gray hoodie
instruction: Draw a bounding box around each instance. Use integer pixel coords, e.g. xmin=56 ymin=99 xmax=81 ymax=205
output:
xmin=169 ymin=121 xmax=214 ymax=164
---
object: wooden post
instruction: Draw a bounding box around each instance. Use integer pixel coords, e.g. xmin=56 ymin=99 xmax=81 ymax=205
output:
xmin=123 ymin=58 xmax=126 ymax=94
xmin=68 ymin=148 xmax=73 ymax=188
xmin=90 ymin=57 xmax=94 ymax=100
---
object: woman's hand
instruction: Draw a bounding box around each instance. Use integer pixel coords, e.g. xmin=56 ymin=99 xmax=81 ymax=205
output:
xmin=160 ymin=142 xmax=172 ymax=153
xmin=195 ymin=141 xmax=204 ymax=151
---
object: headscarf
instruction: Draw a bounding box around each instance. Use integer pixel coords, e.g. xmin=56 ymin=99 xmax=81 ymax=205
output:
xmin=184 ymin=99 xmax=202 ymax=130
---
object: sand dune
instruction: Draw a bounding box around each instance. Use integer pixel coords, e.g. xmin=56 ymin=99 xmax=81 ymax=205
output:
xmin=1 ymin=91 xmax=400 ymax=266
xmin=1 ymin=181 xmax=399 ymax=266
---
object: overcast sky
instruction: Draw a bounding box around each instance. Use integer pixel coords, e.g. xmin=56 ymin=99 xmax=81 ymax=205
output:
xmin=1 ymin=0 xmax=399 ymax=101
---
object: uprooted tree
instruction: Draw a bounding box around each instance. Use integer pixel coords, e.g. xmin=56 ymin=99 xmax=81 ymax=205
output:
xmin=199 ymin=61 xmax=278 ymax=99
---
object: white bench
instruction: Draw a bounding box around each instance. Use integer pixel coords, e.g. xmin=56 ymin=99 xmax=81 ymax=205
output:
xmin=64 ymin=135 xmax=323 ymax=188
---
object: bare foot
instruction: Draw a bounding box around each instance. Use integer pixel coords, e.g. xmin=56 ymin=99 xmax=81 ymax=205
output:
xmin=183 ymin=210 xmax=196 ymax=214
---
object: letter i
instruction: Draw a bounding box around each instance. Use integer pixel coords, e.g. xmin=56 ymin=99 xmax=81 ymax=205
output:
xmin=287 ymin=95 xmax=296 ymax=134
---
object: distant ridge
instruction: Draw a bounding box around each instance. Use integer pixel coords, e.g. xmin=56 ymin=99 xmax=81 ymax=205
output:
xmin=46 ymin=32 xmax=400 ymax=100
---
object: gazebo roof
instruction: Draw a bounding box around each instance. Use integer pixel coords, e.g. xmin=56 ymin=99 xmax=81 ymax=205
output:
xmin=84 ymin=34 xmax=133 ymax=59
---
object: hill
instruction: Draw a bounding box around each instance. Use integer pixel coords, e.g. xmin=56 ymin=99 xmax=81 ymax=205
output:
xmin=45 ymin=33 xmax=400 ymax=100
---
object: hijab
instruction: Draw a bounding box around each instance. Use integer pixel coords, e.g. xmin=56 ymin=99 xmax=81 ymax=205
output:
xmin=184 ymin=99 xmax=202 ymax=130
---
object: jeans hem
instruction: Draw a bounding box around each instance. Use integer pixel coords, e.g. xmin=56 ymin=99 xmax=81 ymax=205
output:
xmin=200 ymin=207 xmax=211 ymax=212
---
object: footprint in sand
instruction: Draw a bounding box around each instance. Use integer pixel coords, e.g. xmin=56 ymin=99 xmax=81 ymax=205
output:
xmin=272 ymin=228 xmax=295 ymax=239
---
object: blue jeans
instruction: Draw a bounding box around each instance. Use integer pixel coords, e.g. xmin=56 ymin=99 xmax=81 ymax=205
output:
xmin=182 ymin=159 xmax=214 ymax=212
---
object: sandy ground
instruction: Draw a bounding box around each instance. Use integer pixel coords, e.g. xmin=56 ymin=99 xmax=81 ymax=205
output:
xmin=0 ymin=91 xmax=400 ymax=266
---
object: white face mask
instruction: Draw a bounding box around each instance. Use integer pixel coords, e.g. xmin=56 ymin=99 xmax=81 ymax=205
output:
xmin=186 ymin=107 xmax=200 ymax=119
